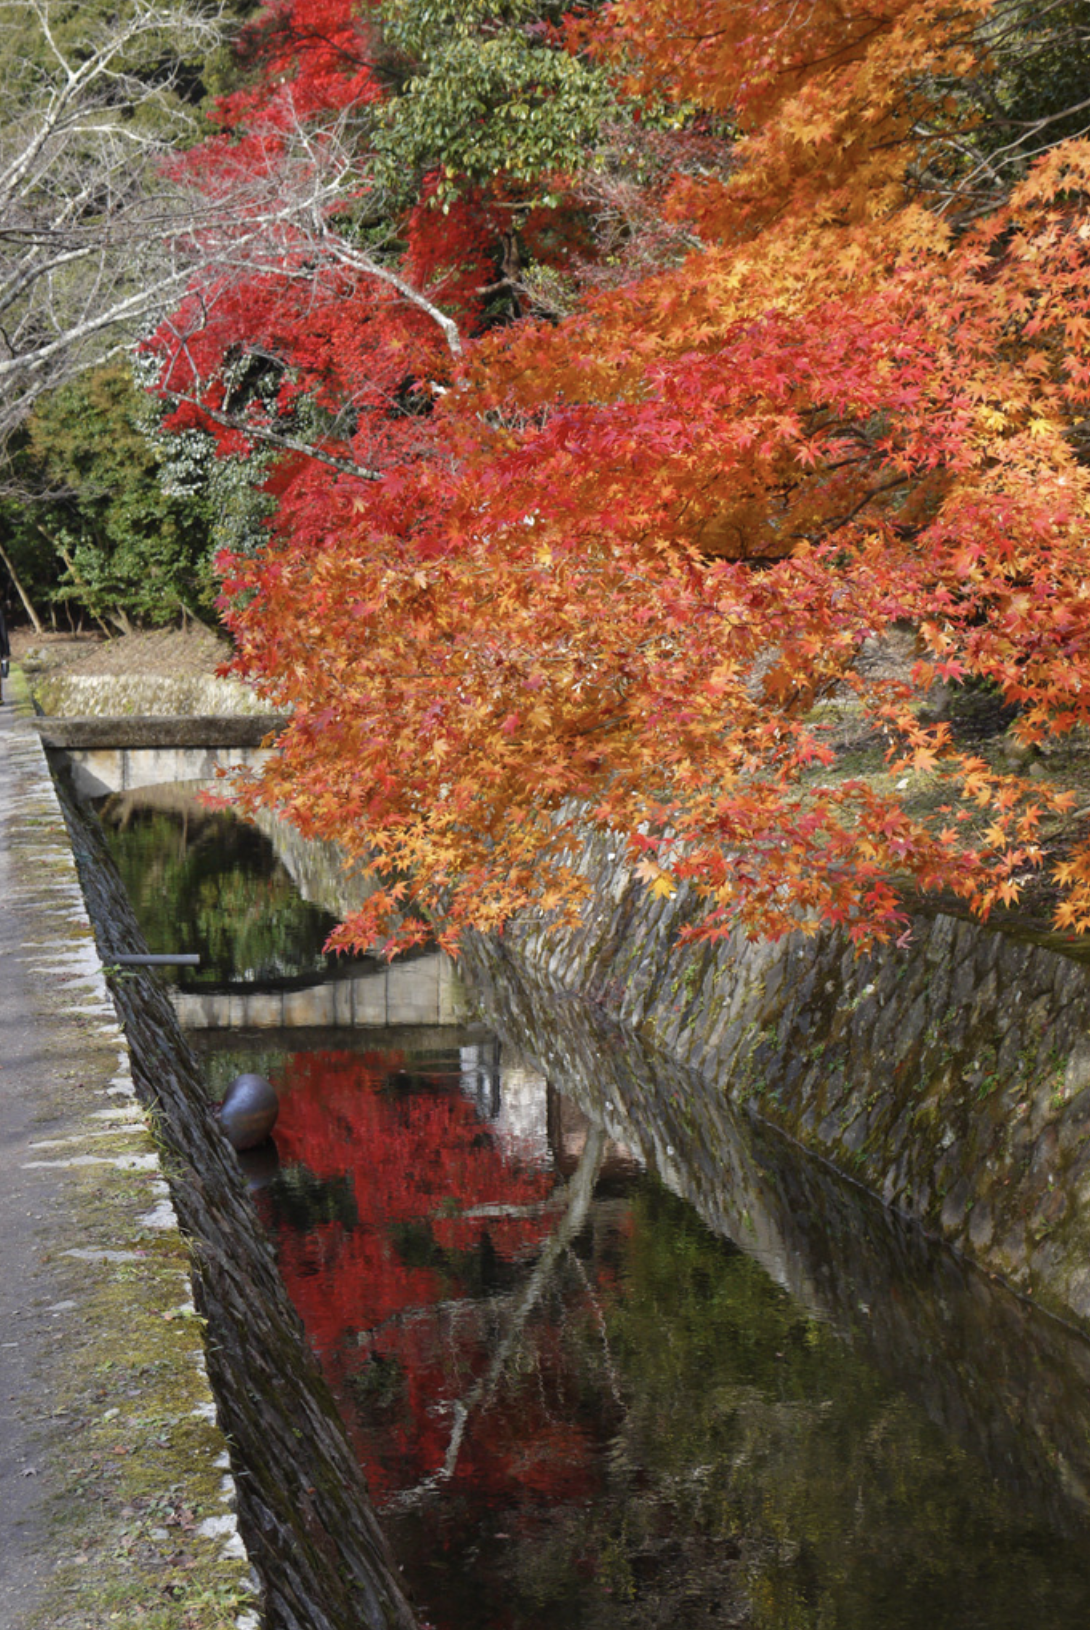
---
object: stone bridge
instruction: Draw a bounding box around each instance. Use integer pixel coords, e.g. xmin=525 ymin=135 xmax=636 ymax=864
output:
xmin=172 ymin=951 xmax=467 ymax=1031
xmin=36 ymin=713 xmax=289 ymax=797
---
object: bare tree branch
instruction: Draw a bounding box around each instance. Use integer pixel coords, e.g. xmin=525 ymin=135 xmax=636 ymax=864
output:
xmin=382 ymin=1125 xmax=607 ymax=1514
xmin=0 ymin=0 xmax=229 ymax=439
xmin=158 ymin=386 xmax=386 ymax=481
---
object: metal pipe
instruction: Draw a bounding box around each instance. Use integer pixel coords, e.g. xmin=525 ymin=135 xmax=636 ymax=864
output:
xmin=110 ymin=953 xmax=201 ymax=967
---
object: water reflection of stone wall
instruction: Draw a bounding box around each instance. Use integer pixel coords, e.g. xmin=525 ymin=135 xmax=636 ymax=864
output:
xmin=482 ymin=833 xmax=1090 ymax=1326
xmin=465 ymin=942 xmax=1090 ymax=1539
xmin=254 ymin=809 xmax=376 ymax=921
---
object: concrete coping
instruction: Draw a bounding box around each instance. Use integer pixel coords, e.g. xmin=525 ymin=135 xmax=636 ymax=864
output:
xmin=35 ymin=714 xmax=290 ymax=750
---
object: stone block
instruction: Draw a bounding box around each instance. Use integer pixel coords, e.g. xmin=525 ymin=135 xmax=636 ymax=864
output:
xmin=1065 ymin=1041 xmax=1090 ymax=1099
xmin=172 ymin=991 xmax=224 ymax=1029
xmin=388 ymin=965 xmax=439 ymax=1025
xmin=941 ymin=1176 xmax=971 ymax=1233
xmin=438 ymin=954 xmax=467 ymax=1024
xmin=1058 ymin=1089 xmax=1090 ymax=1157
xmin=840 ymin=1112 xmax=870 ymax=1155
xmin=332 ymin=979 xmax=355 ymax=1026
xmin=924 ymin=913 xmax=957 ymax=964
xmin=1029 ymin=1182 xmax=1067 ymax=1239
xmin=352 ymin=973 xmax=388 ymax=1026
xmin=967 ymin=1201 xmax=994 ymax=1250
xmin=283 ymin=985 xmax=334 ymax=1027
xmin=237 ymin=991 xmax=284 ymax=1029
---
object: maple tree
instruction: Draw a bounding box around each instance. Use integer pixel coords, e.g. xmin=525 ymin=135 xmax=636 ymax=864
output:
xmin=148 ymin=0 xmax=1090 ymax=950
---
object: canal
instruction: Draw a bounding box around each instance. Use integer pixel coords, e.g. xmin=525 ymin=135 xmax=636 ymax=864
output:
xmin=97 ymin=784 xmax=1090 ymax=1630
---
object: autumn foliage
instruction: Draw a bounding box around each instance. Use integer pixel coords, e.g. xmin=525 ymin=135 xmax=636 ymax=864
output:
xmin=148 ymin=0 xmax=1090 ymax=950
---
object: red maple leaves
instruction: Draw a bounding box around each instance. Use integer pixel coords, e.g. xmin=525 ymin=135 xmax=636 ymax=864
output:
xmin=151 ymin=0 xmax=1090 ymax=948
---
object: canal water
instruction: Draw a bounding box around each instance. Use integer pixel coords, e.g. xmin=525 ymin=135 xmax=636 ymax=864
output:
xmin=95 ymin=784 xmax=358 ymax=989
xmin=99 ymin=787 xmax=1090 ymax=1629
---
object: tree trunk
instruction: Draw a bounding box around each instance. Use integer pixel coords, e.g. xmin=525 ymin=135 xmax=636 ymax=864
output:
xmin=46 ymin=530 xmax=112 ymax=638
xmin=0 ymin=538 xmax=45 ymax=633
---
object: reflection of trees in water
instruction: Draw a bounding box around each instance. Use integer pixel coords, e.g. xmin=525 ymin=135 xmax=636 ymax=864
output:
xmin=387 ymin=1125 xmax=608 ymax=1507
xmin=265 ymin=1165 xmax=359 ymax=1234
xmin=555 ymin=1184 xmax=1090 ymax=1630
xmin=257 ymin=1045 xmax=1090 ymax=1630
xmin=254 ymin=1048 xmax=562 ymax=1488
xmin=96 ymin=790 xmax=342 ymax=984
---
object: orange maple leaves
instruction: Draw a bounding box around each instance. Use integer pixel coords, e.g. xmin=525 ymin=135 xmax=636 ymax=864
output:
xmin=202 ymin=0 xmax=1090 ymax=953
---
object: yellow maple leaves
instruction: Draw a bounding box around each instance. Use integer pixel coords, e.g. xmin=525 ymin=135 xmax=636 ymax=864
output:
xmin=212 ymin=0 xmax=1090 ymax=953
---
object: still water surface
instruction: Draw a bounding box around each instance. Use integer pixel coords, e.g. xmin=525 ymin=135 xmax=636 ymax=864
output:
xmin=196 ymin=1032 xmax=1090 ymax=1630
xmin=94 ymin=785 xmax=356 ymax=988
xmin=105 ymin=789 xmax=1090 ymax=1628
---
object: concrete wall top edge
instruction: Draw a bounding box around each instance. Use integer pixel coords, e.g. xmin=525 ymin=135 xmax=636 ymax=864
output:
xmin=36 ymin=715 xmax=290 ymax=750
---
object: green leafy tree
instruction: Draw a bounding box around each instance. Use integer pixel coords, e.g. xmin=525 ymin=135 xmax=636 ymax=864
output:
xmin=372 ymin=0 xmax=612 ymax=208
xmin=0 ymin=363 xmax=220 ymax=630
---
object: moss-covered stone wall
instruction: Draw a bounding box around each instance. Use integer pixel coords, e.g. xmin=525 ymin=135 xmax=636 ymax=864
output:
xmin=460 ymin=943 xmax=1090 ymax=1537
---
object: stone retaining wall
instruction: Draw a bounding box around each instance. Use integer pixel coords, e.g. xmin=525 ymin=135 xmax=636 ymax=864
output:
xmin=55 ymin=773 xmax=419 ymax=1630
xmin=492 ymin=832 xmax=1090 ymax=1328
xmin=461 ymin=943 xmax=1090 ymax=1537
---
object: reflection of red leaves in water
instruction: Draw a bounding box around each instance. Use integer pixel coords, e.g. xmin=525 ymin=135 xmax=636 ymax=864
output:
xmin=257 ymin=1050 xmax=597 ymax=1508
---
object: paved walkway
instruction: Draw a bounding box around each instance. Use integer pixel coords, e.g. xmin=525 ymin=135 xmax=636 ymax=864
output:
xmin=0 ymin=685 xmax=255 ymax=1629
xmin=0 ymin=688 xmax=101 ymax=1624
